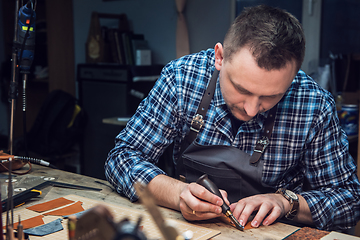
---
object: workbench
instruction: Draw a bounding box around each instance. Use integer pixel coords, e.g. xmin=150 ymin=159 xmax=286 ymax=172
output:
xmin=1 ymin=165 xmax=358 ymax=239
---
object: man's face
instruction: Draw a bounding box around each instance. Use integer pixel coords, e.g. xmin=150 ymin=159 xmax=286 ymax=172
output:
xmin=214 ymin=43 xmax=297 ymax=121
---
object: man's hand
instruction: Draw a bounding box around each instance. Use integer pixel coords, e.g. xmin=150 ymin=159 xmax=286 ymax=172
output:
xmin=147 ymin=175 xmax=313 ymax=226
xmin=230 ymin=193 xmax=313 ymax=228
xmin=229 ymin=193 xmax=287 ymax=228
xmin=179 ymin=182 xmax=229 ymax=221
xmin=147 ymin=174 xmax=232 ymax=221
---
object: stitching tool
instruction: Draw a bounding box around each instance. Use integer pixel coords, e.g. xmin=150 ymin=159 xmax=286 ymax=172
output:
xmin=196 ymin=174 xmax=244 ymax=231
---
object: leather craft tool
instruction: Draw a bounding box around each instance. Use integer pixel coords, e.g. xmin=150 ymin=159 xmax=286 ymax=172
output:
xmin=17 ymin=215 xmax=24 ymax=240
xmin=2 ymin=180 xmax=102 ymax=210
xmin=134 ymin=181 xmax=181 ymax=240
xmin=196 ymin=174 xmax=244 ymax=231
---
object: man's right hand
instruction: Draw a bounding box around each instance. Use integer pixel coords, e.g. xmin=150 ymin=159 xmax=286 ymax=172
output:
xmin=147 ymin=174 xmax=229 ymax=221
xmin=179 ymin=182 xmax=227 ymax=221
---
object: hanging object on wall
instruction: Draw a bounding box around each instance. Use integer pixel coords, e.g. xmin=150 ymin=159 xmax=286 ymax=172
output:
xmin=85 ymin=12 xmax=104 ymax=63
xmin=176 ymin=0 xmax=190 ymax=58
xmin=85 ymin=12 xmax=130 ymax=63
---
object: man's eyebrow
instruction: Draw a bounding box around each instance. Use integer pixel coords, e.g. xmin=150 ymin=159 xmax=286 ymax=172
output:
xmin=230 ymin=78 xmax=285 ymax=98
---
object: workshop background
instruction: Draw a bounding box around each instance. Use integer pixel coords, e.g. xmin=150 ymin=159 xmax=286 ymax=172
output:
xmin=0 ymin=0 xmax=359 ymax=191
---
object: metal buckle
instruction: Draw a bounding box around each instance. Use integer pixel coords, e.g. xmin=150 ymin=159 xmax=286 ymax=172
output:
xmin=190 ymin=114 xmax=204 ymax=133
xmin=253 ymin=136 xmax=269 ymax=153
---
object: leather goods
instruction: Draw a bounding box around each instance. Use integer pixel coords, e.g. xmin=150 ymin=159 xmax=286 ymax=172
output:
xmin=23 ymin=218 xmax=63 ymax=236
xmin=43 ymin=201 xmax=84 ymax=216
xmin=27 ymin=197 xmax=75 ymax=212
xmin=181 ymin=142 xmax=275 ymax=203
xmin=249 ymin=105 xmax=278 ymax=165
xmin=177 ymin=68 xmax=279 ymax=202
xmin=5 ymin=215 xmax=44 ymax=230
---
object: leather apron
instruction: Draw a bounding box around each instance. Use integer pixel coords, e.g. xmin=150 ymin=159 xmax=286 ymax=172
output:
xmin=176 ymin=70 xmax=276 ymax=203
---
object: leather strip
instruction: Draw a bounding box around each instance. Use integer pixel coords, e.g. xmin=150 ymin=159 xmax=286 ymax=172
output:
xmin=5 ymin=215 xmax=44 ymax=230
xmin=249 ymin=105 xmax=278 ymax=165
xmin=43 ymin=201 xmax=84 ymax=216
xmin=186 ymin=69 xmax=219 ymax=143
xmin=27 ymin=197 xmax=75 ymax=212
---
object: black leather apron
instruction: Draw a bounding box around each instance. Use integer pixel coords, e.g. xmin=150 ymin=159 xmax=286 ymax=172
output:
xmin=176 ymin=70 xmax=276 ymax=203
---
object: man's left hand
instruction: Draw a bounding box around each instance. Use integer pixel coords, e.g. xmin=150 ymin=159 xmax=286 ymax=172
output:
xmin=230 ymin=193 xmax=289 ymax=227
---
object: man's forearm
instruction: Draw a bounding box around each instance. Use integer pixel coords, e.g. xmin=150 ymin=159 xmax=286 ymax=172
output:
xmin=147 ymin=174 xmax=187 ymax=211
xmin=295 ymin=195 xmax=314 ymax=225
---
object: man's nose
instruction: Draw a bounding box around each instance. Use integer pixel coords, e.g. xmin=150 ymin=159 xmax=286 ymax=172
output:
xmin=244 ymin=97 xmax=260 ymax=117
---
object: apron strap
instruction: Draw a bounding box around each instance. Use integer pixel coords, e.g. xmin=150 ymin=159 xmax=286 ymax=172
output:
xmin=249 ymin=104 xmax=278 ymax=165
xmin=186 ymin=69 xmax=219 ymax=143
xmin=184 ymin=68 xmax=277 ymax=166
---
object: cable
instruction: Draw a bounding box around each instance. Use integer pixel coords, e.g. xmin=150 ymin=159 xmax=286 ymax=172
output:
xmin=13 ymin=156 xmax=57 ymax=169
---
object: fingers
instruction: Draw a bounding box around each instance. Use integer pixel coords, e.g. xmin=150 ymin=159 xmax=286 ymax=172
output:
xmin=219 ymin=189 xmax=230 ymax=206
xmin=180 ymin=200 xmax=222 ymax=220
xmin=179 ymin=182 xmax=224 ymax=221
xmin=250 ymin=201 xmax=282 ymax=227
xmin=230 ymin=194 xmax=286 ymax=228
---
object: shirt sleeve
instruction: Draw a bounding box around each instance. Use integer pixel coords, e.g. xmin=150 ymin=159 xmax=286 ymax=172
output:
xmin=300 ymin=95 xmax=360 ymax=230
xmin=104 ymin=63 xmax=180 ymax=202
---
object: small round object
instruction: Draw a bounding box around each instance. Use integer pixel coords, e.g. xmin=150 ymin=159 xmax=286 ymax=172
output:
xmin=192 ymin=210 xmax=196 ymax=215
xmin=14 ymin=188 xmax=27 ymax=192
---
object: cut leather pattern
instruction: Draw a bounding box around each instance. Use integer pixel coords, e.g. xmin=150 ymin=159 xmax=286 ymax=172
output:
xmin=27 ymin=197 xmax=75 ymax=212
xmin=43 ymin=201 xmax=84 ymax=216
xmin=3 ymin=215 xmax=44 ymax=230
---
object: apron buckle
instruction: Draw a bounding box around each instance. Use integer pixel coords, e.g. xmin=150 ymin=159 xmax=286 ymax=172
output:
xmin=190 ymin=114 xmax=204 ymax=133
xmin=254 ymin=136 xmax=269 ymax=153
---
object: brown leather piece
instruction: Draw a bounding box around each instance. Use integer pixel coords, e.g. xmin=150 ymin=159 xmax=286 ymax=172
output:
xmin=219 ymin=215 xmax=254 ymax=230
xmin=0 ymin=150 xmax=28 ymax=173
xmin=43 ymin=201 xmax=84 ymax=216
xmin=243 ymin=222 xmax=253 ymax=230
xmin=3 ymin=215 xmax=44 ymax=230
xmin=283 ymin=227 xmax=329 ymax=239
xmin=26 ymin=197 xmax=75 ymax=212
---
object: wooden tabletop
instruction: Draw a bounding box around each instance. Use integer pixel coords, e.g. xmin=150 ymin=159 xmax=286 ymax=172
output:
xmin=1 ymin=165 xmax=354 ymax=240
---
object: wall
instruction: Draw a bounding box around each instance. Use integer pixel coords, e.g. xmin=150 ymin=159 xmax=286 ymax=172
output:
xmin=73 ymin=0 xmax=233 ymax=66
xmin=0 ymin=0 xmax=8 ymax=138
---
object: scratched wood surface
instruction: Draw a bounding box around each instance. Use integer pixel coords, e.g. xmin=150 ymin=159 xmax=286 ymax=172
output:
xmin=1 ymin=165 xmax=300 ymax=239
xmin=3 ymin=194 xmax=220 ymax=240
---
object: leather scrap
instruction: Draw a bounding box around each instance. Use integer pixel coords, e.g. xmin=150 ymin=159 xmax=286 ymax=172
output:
xmin=283 ymin=227 xmax=329 ymax=239
xmin=23 ymin=218 xmax=63 ymax=236
xmin=243 ymin=222 xmax=253 ymax=230
xmin=3 ymin=215 xmax=44 ymax=230
xmin=63 ymin=209 xmax=90 ymax=219
xmin=220 ymin=215 xmax=254 ymax=230
xmin=43 ymin=201 xmax=84 ymax=216
xmin=27 ymin=197 xmax=75 ymax=212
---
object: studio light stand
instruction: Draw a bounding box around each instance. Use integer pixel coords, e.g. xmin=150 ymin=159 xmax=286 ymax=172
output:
xmin=8 ymin=0 xmax=36 ymax=156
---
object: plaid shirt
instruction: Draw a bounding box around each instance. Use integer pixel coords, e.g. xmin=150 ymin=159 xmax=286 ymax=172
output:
xmin=105 ymin=49 xmax=360 ymax=230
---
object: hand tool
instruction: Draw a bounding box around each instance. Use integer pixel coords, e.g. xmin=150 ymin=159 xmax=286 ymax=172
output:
xmin=134 ymin=182 xmax=180 ymax=240
xmin=17 ymin=215 xmax=24 ymax=240
xmin=2 ymin=180 xmax=102 ymax=210
xmin=196 ymin=174 xmax=244 ymax=231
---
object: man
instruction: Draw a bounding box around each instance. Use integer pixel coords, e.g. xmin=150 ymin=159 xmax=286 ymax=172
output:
xmin=105 ymin=5 xmax=360 ymax=231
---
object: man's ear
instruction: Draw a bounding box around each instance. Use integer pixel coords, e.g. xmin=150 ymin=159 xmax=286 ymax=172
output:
xmin=214 ymin=43 xmax=224 ymax=71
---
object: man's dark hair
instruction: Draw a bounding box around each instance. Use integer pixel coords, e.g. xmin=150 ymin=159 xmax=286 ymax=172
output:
xmin=223 ymin=5 xmax=305 ymax=71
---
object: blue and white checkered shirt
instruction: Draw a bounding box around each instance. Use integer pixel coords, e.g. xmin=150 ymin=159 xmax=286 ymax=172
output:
xmin=105 ymin=48 xmax=360 ymax=230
